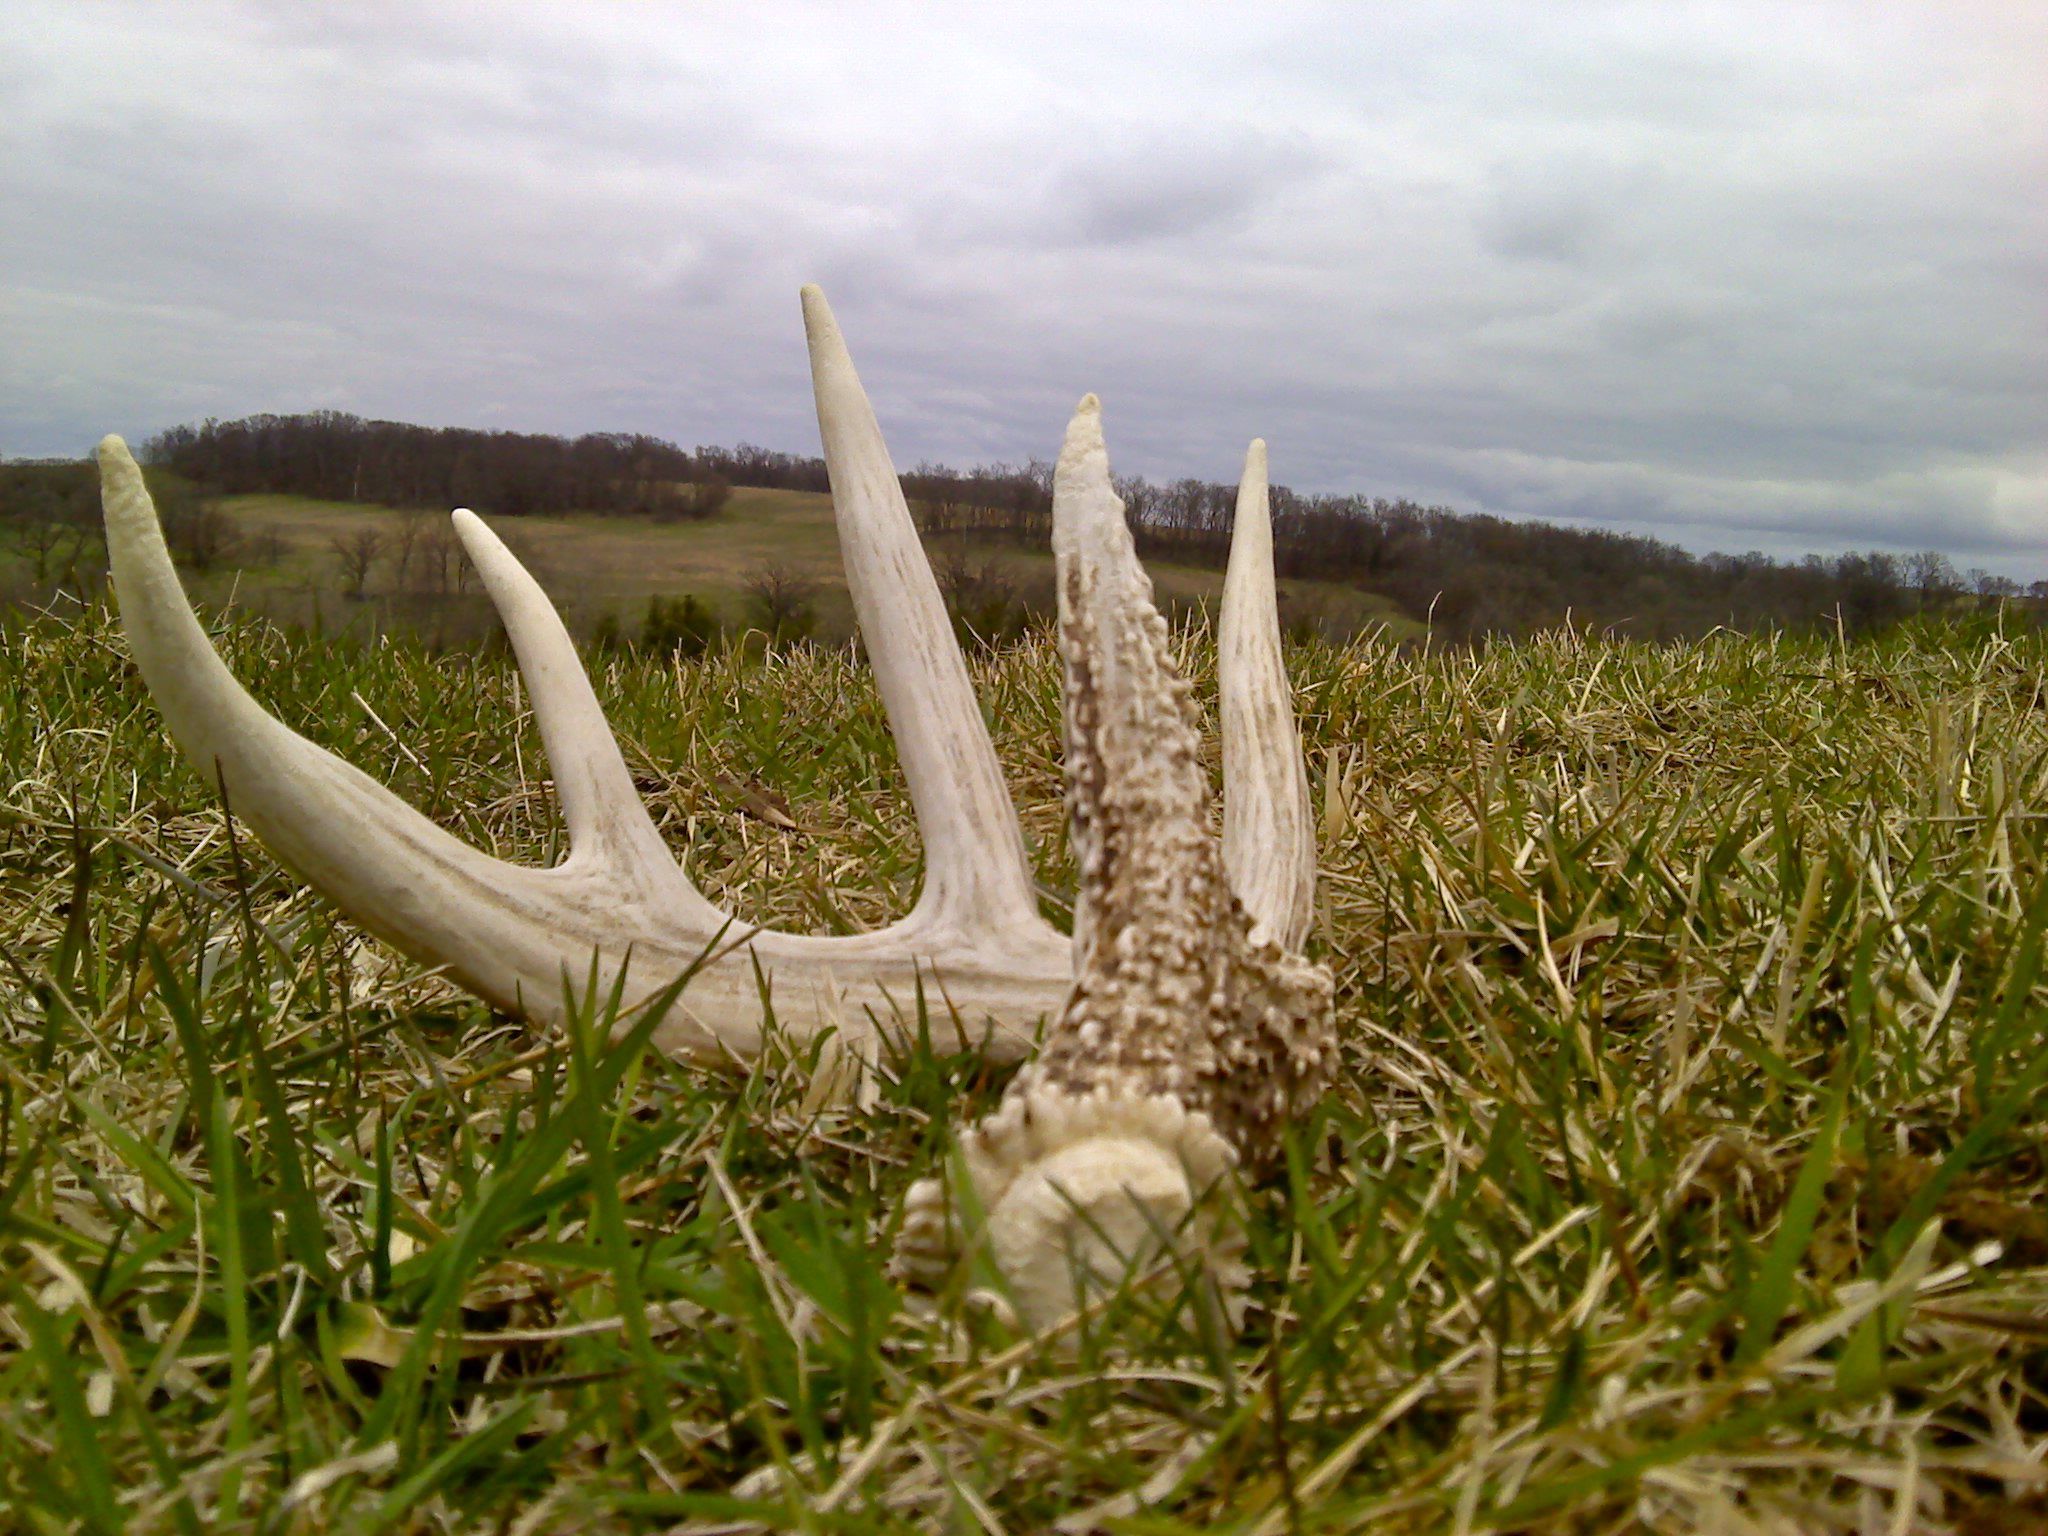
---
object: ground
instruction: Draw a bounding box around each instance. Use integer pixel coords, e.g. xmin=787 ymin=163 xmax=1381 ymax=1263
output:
xmin=149 ymin=490 xmax=1411 ymax=646
xmin=0 ymin=599 xmax=2043 ymax=1532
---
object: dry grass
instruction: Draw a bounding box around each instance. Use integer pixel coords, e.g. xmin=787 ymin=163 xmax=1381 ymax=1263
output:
xmin=175 ymin=491 xmax=1409 ymax=644
xmin=0 ymin=596 xmax=2044 ymax=1532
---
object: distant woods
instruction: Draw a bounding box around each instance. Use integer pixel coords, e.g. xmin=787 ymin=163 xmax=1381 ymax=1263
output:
xmin=0 ymin=457 xmax=244 ymax=593
xmin=144 ymin=411 xmax=744 ymax=522
xmin=902 ymin=454 xmax=2040 ymax=643
xmin=3 ymin=409 xmax=2039 ymax=644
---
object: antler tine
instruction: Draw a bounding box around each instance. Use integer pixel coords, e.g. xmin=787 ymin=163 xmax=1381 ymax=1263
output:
xmin=450 ymin=509 xmax=719 ymax=915
xmin=896 ymin=399 xmax=1334 ymax=1329
xmin=96 ymin=434 xmax=663 ymax=1022
xmin=801 ymin=285 xmax=1044 ymax=938
xmin=98 ymin=298 xmax=1078 ymax=1060
xmin=1051 ymin=394 xmax=1207 ymax=968
xmin=1219 ymin=440 xmax=1316 ymax=948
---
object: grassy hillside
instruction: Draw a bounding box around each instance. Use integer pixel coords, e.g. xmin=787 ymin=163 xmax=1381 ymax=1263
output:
xmin=181 ymin=490 xmax=1413 ymax=644
xmin=1 ymin=606 xmax=2044 ymax=1531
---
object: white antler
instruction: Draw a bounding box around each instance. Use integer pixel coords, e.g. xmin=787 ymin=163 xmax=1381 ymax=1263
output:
xmin=99 ymin=291 xmax=1068 ymax=1060
xmin=1222 ymin=439 xmax=1317 ymax=950
xmin=802 ymin=288 xmax=1048 ymax=940
xmin=100 ymin=289 xmax=1320 ymax=1084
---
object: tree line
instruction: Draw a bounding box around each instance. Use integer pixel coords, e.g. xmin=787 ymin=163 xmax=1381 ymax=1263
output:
xmin=143 ymin=412 xmax=738 ymax=521
xmin=5 ymin=409 xmax=2039 ymax=643
xmin=894 ymin=456 xmax=2039 ymax=641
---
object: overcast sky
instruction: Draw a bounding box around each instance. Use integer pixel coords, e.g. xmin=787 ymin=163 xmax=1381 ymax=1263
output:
xmin=5 ymin=3 xmax=2044 ymax=572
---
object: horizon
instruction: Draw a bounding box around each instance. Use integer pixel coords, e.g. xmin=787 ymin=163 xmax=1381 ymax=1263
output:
xmin=4 ymin=3 xmax=2043 ymax=576
xmin=18 ymin=406 xmax=2035 ymax=593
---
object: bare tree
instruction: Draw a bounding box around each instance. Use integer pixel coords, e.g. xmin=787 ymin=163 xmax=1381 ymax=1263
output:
xmin=744 ymin=561 xmax=818 ymax=645
xmin=389 ymin=509 xmax=434 ymax=590
xmin=19 ymin=513 xmax=79 ymax=585
xmin=329 ymin=528 xmax=386 ymax=599
xmin=1906 ymin=550 xmax=1959 ymax=606
xmin=935 ymin=549 xmax=1034 ymax=647
xmin=159 ymin=505 xmax=241 ymax=577
xmin=691 ymin=473 xmax=733 ymax=519
xmin=413 ymin=525 xmax=457 ymax=594
xmin=1971 ymin=569 xmax=2019 ymax=603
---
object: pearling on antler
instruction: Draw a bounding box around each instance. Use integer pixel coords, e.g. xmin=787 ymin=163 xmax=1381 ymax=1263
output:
xmin=100 ymin=288 xmax=1332 ymax=1317
xmin=898 ymin=399 xmax=1335 ymax=1328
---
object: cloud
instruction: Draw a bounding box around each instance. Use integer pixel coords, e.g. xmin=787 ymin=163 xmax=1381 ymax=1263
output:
xmin=1424 ymin=445 xmax=2048 ymax=557
xmin=3 ymin=1 xmax=2043 ymax=574
xmin=1048 ymin=130 xmax=1326 ymax=245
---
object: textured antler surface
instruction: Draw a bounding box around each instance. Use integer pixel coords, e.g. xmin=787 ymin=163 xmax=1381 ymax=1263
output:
xmin=897 ymin=399 xmax=1335 ymax=1329
xmin=100 ymin=286 xmax=1326 ymax=1176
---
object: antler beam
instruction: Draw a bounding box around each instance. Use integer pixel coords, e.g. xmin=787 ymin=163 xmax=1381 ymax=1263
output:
xmin=99 ymin=289 xmax=1319 ymax=1084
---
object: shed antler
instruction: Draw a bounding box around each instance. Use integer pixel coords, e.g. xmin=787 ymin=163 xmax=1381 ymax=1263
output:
xmin=899 ymin=400 xmax=1335 ymax=1327
xmin=97 ymin=288 xmax=1320 ymax=1079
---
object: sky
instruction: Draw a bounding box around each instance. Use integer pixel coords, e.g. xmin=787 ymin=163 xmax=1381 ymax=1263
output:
xmin=4 ymin=2 xmax=2044 ymax=574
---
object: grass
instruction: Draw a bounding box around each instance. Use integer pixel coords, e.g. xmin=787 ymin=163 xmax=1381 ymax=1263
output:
xmin=1 ymin=594 xmax=2045 ymax=1532
xmin=39 ymin=487 xmax=1409 ymax=643
xmin=162 ymin=491 xmax=1411 ymax=644
xmin=200 ymin=488 xmax=851 ymax=622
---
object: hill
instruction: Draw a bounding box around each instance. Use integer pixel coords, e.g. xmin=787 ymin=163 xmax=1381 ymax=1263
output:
xmin=120 ymin=410 xmax=2002 ymax=640
xmin=159 ymin=487 xmax=1417 ymax=645
xmin=5 ymin=434 xmax=2026 ymax=644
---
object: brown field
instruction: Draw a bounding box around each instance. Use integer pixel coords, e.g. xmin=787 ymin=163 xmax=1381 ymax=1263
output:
xmin=185 ymin=488 xmax=1415 ymax=643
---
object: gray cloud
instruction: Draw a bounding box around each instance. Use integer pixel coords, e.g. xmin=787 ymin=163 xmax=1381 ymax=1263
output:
xmin=3 ymin=1 xmax=2043 ymax=574
xmin=1050 ymin=130 xmax=1327 ymax=245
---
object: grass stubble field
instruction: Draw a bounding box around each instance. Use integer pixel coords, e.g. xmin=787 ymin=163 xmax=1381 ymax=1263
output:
xmin=164 ymin=490 xmax=1408 ymax=646
xmin=0 ymin=580 xmax=2045 ymax=1530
